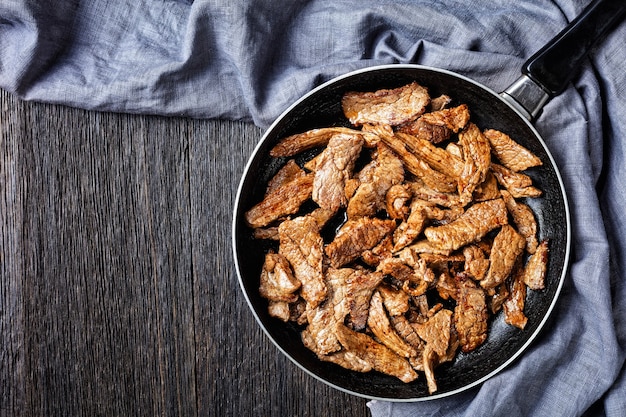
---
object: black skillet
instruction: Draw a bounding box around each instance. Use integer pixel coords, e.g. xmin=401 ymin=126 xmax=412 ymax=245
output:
xmin=232 ymin=0 xmax=626 ymax=401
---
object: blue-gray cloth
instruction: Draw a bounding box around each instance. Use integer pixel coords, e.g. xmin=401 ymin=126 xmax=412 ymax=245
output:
xmin=2 ymin=1 xmax=625 ymax=416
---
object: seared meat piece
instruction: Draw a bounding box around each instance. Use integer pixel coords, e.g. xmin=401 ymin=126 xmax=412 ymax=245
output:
xmin=313 ymin=133 xmax=364 ymax=212
xmin=360 ymin=235 xmax=394 ymax=267
xmin=378 ymin=256 xmax=434 ymax=297
xmin=372 ymin=124 xmax=458 ymax=193
xmin=480 ymin=224 xmax=526 ymax=290
xmin=266 ymin=159 xmax=305 ymax=194
xmin=252 ymin=226 xmax=279 ymax=240
xmin=491 ymin=163 xmax=542 ymax=198
xmin=484 ymin=129 xmax=542 ymax=172
xmin=423 ymin=347 xmax=439 ymax=394
xmin=270 ymin=127 xmax=379 ymax=157
xmin=302 ymin=329 xmax=373 ymax=372
xmin=409 ymin=179 xmax=462 ymax=208
xmin=429 ymin=94 xmax=452 ymax=111
xmin=395 ymin=131 xmax=464 ymax=178
xmin=368 ymin=291 xmax=419 ymax=358
xmin=390 ymin=314 xmax=424 ymax=351
xmin=436 ymin=271 xmax=458 ymax=301
xmin=325 ymin=217 xmax=396 ymax=268
xmin=345 ymin=269 xmax=384 ymax=330
xmin=278 ymin=215 xmax=326 ymax=307
xmin=378 ymin=284 xmax=410 ymax=316
xmin=454 ymin=273 xmax=488 ymax=352
xmin=392 ymin=199 xmax=432 ymax=251
xmin=472 ymin=171 xmax=501 ymax=202
xmin=386 ymin=183 xmax=412 ymax=220
xmin=245 ymin=173 xmax=314 ymax=228
xmin=501 ymin=189 xmax=539 ymax=253
xmin=523 ymin=240 xmax=549 ymax=290
xmin=304 ymin=268 xmax=352 ymax=354
xmin=414 ymin=309 xmax=453 ymax=357
xmin=397 ymin=104 xmax=471 ymax=144
xmin=503 ymin=264 xmax=528 ymax=329
xmin=424 ymin=198 xmax=508 ymax=251
xmin=267 ymin=301 xmax=291 ymax=322
xmin=458 ymin=123 xmax=491 ymax=204
xmin=463 ymin=244 xmax=490 ymax=281
xmin=347 ymin=143 xmax=404 ymax=219
xmin=334 ymin=323 xmax=419 ymax=383
xmin=259 ymin=251 xmax=300 ymax=302
xmin=489 ymin=284 xmax=510 ymax=314
xmin=342 ymin=82 xmax=430 ymax=126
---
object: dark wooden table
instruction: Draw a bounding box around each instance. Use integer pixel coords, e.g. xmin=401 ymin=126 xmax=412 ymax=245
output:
xmin=0 ymin=89 xmax=371 ymax=417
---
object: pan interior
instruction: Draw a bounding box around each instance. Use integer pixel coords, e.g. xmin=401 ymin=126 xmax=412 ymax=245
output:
xmin=233 ymin=65 xmax=569 ymax=401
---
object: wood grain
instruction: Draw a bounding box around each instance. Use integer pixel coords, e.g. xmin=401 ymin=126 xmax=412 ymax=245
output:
xmin=0 ymin=89 xmax=371 ymax=417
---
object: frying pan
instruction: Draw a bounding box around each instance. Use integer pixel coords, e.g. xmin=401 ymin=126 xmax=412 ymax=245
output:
xmin=232 ymin=0 xmax=626 ymax=401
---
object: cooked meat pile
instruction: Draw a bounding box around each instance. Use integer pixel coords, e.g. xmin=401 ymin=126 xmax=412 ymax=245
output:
xmin=245 ymin=81 xmax=549 ymax=394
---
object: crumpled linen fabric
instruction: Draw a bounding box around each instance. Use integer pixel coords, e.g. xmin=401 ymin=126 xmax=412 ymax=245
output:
xmin=1 ymin=1 xmax=625 ymax=416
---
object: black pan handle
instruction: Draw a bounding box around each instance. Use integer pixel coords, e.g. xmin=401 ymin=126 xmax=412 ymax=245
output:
xmin=501 ymin=0 xmax=626 ymax=120
xmin=523 ymin=0 xmax=626 ymax=97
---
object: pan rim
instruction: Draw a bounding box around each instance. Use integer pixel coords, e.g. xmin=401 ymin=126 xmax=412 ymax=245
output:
xmin=231 ymin=63 xmax=571 ymax=402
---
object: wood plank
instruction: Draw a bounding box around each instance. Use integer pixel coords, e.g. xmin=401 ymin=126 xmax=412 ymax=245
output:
xmin=0 ymin=89 xmax=370 ymax=417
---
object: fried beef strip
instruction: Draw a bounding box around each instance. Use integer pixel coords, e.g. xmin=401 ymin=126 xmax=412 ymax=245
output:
xmin=483 ymin=128 xmax=542 ymax=172
xmin=245 ymin=173 xmax=314 ymax=228
xmin=278 ymin=214 xmax=326 ymax=308
xmin=491 ymin=163 xmax=542 ymax=198
xmin=424 ymin=198 xmax=508 ymax=251
xmin=313 ymin=132 xmax=364 ymax=212
xmin=347 ymin=143 xmax=404 ymax=219
xmin=368 ymin=291 xmax=419 ymax=358
xmin=334 ymin=323 xmax=419 ymax=383
xmin=342 ymin=81 xmax=430 ymax=126
xmin=270 ymin=127 xmax=378 ymax=157
xmin=503 ymin=263 xmax=528 ymax=329
xmin=325 ymin=217 xmax=396 ymax=268
xmin=480 ymin=224 xmax=526 ymax=290
xmin=523 ymin=240 xmax=549 ymax=290
xmin=345 ymin=269 xmax=385 ymax=330
xmin=458 ymin=123 xmax=491 ymax=204
xmin=259 ymin=251 xmax=301 ymax=303
xmin=454 ymin=273 xmax=488 ymax=352
xmin=302 ymin=328 xmax=373 ymax=372
xmin=397 ymin=104 xmax=470 ymax=144
xmin=266 ymin=159 xmax=305 ymax=194
xmin=501 ymin=189 xmax=539 ymax=253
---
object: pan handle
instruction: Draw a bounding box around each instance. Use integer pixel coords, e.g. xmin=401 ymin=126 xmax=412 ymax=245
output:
xmin=501 ymin=0 xmax=626 ymax=120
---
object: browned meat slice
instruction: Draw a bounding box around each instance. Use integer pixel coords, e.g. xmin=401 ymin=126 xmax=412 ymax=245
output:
xmin=267 ymin=301 xmax=291 ymax=322
xmin=523 ymin=240 xmax=549 ymax=290
xmin=501 ymin=189 xmax=539 ymax=253
xmin=378 ymin=284 xmax=410 ymax=316
xmin=278 ymin=215 xmax=326 ymax=307
xmin=304 ymin=268 xmax=352 ymax=354
xmin=458 ymin=123 xmax=491 ymax=204
xmin=392 ymin=199 xmax=432 ymax=251
xmin=252 ymin=226 xmax=279 ymax=240
xmin=397 ymin=104 xmax=470 ymax=144
xmin=325 ymin=217 xmax=396 ymax=268
xmin=266 ymin=159 xmax=305 ymax=194
xmin=454 ymin=274 xmax=488 ymax=352
xmin=484 ymin=129 xmax=542 ymax=172
xmin=360 ymin=235 xmax=393 ymax=267
xmin=480 ymin=224 xmax=526 ymax=290
xmin=491 ymin=163 xmax=542 ymax=198
xmin=463 ymin=244 xmax=490 ymax=281
xmin=372 ymin=124 xmax=458 ymax=193
xmin=313 ymin=133 xmax=364 ymax=212
xmin=270 ymin=127 xmax=379 ymax=157
xmin=409 ymin=179 xmax=462 ymax=208
xmin=386 ymin=183 xmax=413 ymax=220
xmin=503 ymin=264 xmax=528 ymax=329
xmin=395 ymin=131 xmax=464 ymax=178
xmin=245 ymin=173 xmax=314 ymax=228
xmin=302 ymin=329 xmax=373 ymax=372
xmin=423 ymin=347 xmax=439 ymax=394
xmin=378 ymin=257 xmax=434 ymax=297
xmin=436 ymin=270 xmax=458 ymax=301
xmin=259 ymin=251 xmax=301 ymax=302
xmin=342 ymin=82 xmax=430 ymax=126
xmin=472 ymin=171 xmax=501 ymax=202
xmin=429 ymin=94 xmax=452 ymax=111
xmin=423 ymin=198 xmax=508 ymax=251
xmin=334 ymin=323 xmax=419 ymax=383
xmin=367 ymin=291 xmax=419 ymax=358
xmin=347 ymin=143 xmax=404 ymax=219
xmin=345 ymin=269 xmax=384 ymax=330
xmin=489 ymin=284 xmax=510 ymax=314
xmin=414 ymin=308 xmax=453 ymax=357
